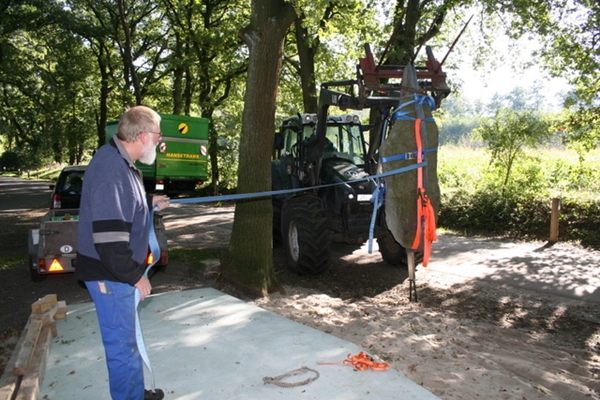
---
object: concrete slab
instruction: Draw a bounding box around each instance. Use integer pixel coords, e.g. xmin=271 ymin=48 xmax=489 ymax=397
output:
xmin=40 ymin=288 xmax=439 ymax=399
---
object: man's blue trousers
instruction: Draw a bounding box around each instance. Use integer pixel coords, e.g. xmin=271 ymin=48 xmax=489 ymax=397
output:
xmin=86 ymin=280 xmax=145 ymax=400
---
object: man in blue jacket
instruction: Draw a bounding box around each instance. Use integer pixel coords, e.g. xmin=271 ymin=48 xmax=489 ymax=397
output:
xmin=76 ymin=106 xmax=170 ymax=400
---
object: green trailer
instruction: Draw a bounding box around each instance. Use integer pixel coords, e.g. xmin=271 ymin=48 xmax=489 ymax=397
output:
xmin=106 ymin=113 xmax=210 ymax=195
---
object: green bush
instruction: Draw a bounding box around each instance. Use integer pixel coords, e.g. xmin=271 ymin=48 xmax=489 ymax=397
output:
xmin=437 ymin=147 xmax=600 ymax=249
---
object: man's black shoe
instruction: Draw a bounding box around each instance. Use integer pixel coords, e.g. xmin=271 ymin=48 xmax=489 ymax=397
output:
xmin=144 ymin=389 xmax=165 ymax=400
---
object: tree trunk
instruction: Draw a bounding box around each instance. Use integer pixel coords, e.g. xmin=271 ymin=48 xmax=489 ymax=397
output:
xmin=117 ymin=0 xmax=142 ymax=105
xmin=294 ymin=16 xmax=318 ymax=113
xmin=172 ymin=33 xmax=184 ymax=115
xmin=223 ymin=0 xmax=296 ymax=296
xmin=97 ymin=41 xmax=110 ymax=149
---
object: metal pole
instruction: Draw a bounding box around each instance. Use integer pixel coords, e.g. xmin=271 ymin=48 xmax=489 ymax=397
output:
xmin=407 ymin=251 xmax=417 ymax=302
xmin=549 ymin=198 xmax=560 ymax=243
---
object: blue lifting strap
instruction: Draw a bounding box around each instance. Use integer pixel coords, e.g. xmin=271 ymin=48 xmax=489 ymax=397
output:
xmin=135 ymin=205 xmax=161 ymax=392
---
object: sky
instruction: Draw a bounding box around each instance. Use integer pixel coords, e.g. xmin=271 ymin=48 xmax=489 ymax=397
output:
xmin=443 ymin=30 xmax=572 ymax=111
xmin=448 ymin=62 xmax=571 ymax=111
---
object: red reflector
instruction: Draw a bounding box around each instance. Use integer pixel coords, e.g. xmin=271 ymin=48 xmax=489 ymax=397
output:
xmin=48 ymin=259 xmax=64 ymax=272
xmin=52 ymin=195 xmax=62 ymax=209
xmin=39 ymin=258 xmax=46 ymax=273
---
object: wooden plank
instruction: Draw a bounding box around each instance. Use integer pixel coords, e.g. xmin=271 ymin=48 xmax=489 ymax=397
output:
xmin=31 ymin=294 xmax=57 ymax=315
xmin=29 ymin=302 xmax=58 ymax=322
xmin=15 ymin=326 xmax=52 ymax=400
xmin=0 ymin=329 xmax=28 ymax=400
xmin=29 ymin=303 xmax=58 ymax=338
xmin=54 ymin=301 xmax=67 ymax=320
xmin=12 ymin=320 xmax=42 ymax=376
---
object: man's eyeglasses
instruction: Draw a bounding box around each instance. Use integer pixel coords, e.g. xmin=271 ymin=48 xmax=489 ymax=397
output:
xmin=146 ymin=131 xmax=163 ymax=139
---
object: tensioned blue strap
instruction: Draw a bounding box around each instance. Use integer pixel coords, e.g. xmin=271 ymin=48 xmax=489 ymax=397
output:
xmin=390 ymin=94 xmax=436 ymax=125
xmin=135 ymin=206 xmax=161 ymax=393
xmin=168 ymin=161 xmax=427 ymax=206
xmin=391 ymin=110 xmax=434 ymax=124
xmin=380 ymin=147 xmax=437 ymax=163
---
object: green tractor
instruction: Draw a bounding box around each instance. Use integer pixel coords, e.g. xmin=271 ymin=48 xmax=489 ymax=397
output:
xmin=271 ymin=112 xmax=406 ymax=274
xmin=271 ymin=42 xmax=451 ymax=276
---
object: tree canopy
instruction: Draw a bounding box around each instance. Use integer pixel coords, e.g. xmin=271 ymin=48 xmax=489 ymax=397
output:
xmin=1 ymin=0 xmax=598 ymax=293
xmin=1 ymin=0 xmax=598 ymax=170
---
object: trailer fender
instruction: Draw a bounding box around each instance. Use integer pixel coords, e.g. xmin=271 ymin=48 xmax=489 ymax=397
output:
xmin=28 ymin=229 xmax=40 ymax=256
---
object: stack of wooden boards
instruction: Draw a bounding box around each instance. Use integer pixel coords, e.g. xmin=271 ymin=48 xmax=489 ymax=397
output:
xmin=0 ymin=294 xmax=67 ymax=400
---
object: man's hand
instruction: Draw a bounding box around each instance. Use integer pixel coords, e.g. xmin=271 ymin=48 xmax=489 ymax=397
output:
xmin=152 ymin=195 xmax=170 ymax=211
xmin=135 ymin=276 xmax=152 ymax=300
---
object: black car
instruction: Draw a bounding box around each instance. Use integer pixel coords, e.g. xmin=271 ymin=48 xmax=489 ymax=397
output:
xmin=50 ymin=165 xmax=87 ymax=209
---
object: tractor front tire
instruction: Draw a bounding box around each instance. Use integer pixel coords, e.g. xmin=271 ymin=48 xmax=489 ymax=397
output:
xmin=282 ymin=200 xmax=330 ymax=274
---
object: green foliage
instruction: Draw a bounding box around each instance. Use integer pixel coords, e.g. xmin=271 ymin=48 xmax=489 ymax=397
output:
xmin=474 ymin=108 xmax=554 ymax=191
xmin=437 ymin=147 xmax=600 ymax=249
xmin=435 ymin=96 xmax=481 ymax=146
xmin=169 ymin=248 xmax=222 ymax=265
xmin=0 ymin=255 xmax=26 ymax=271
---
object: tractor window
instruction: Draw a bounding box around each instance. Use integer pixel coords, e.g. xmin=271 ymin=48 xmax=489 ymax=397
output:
xmin=345 ymin=125 xmax=365 ymax=163
xmin=325 ymin=124 xmax=366 ymax=165
xmin=282 ymin=128 xmax=299 ymax=155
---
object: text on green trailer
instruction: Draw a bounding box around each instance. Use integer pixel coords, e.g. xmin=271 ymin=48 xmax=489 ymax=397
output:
xmin=105 ymin=113 xmax=210 ymax=195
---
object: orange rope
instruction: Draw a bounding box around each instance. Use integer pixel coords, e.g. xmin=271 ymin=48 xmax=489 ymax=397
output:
xmin=410 ymin=118 xmax=437 ymax=266
xmin=318 ymin=352 xmax=389 ymax=371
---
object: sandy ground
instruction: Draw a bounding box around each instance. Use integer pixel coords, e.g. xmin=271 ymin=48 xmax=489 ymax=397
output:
xmin=252 ymin=283 xmax=599 ymax=400
xmin=250 ymin=236 xmax=600 ymax=400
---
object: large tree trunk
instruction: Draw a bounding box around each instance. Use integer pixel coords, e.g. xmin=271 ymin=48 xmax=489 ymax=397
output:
xmin=294 ymin=16 xmax=318 ymax=113
xmin=116 ymin=0 xmax=142 ymax=105
xmin=223 ymin=0 xmax=296 ymax=296
xmin=97 ymin=41 xmax=111 ymax=149
xmin=172 ymin=33 xmax=184 ymax=115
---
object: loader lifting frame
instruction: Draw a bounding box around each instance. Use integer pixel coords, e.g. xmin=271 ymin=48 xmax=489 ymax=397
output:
xmin=310 ymin=43 xmax=452 ymax=301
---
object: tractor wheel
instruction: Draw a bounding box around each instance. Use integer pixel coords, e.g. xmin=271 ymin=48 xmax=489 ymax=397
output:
xmin=282 ymin=200 xmax=330 ymax=274
xmin=377 ymin=228 xmax=423 ymax=266
xmin=272 ymin=199 xmax=283 ymax=247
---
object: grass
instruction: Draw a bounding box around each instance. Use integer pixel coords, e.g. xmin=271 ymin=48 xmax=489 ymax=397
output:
xmin=437 ymin=145 xmax=600 ymax=249
xmin=168 ymin=248 xmax=222 ymax=270
xmin=1 ymin=166 xmax=68 ymax=183
xmin=0 ymin=255 xmax=26 ymax=271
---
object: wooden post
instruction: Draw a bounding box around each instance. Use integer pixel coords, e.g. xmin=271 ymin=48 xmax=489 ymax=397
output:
xmin=549 ymin=198 xmax=560 ymax=243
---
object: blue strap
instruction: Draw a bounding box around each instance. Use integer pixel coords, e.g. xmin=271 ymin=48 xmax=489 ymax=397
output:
xmin=391 ymin=111 xmax=434 ymax=124
xmin=168 ymin=161 xmax=427 ymax=206
xmin=135 ymin=206 xmax=161 ymax=393
xmin=147 ymin=206 xmax=161 ymax=275
xmin=380 ymin=147 xmax=438 ymax=163
xmin=415 ymin=94 xmax=437 ymax=111
xmin=135 ymin=289 xmax=156 ymax=391
xmin=390 ymin=94 xmax=436 ymax=125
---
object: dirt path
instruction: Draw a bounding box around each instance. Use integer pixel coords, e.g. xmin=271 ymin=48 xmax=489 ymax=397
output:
xmin=0 ymin=182 xmax=598 ymax=399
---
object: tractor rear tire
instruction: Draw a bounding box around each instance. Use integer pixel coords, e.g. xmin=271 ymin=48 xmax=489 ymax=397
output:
xmin=272 ymin=199 xmax=283 ymax=247
xmin=282 ymin=200 xmax=330 ymax=274
xmin=377 ymin=228 xmax=423 ymax=266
